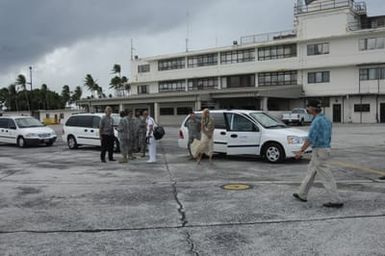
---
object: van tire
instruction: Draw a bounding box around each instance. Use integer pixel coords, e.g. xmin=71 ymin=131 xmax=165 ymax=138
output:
xmin=17 ymin=136 xmax=26 ymax=148
xmin=263 ymin=142 xmax=285 ymax=163
xmin=299 ymin=119 xmax=304 ymax=126
xmin=67 ymin=135 xmax=78 ymax=149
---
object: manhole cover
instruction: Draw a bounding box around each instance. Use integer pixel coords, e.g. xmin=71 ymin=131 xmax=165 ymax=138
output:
xmin=220 ymin=183 xmax=253 ymax=190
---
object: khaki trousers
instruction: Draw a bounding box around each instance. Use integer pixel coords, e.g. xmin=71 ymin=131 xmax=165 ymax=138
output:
xmin=297 ymin=148 xmax=342 ymax=203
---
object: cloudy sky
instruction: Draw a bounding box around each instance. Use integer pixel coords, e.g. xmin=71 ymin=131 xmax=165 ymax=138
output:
xmin=0 ymin=0 xmax=384 ymax=96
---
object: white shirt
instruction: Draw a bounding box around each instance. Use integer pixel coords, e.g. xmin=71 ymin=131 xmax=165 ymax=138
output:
xmin=146 ymin=116 xmax=155 ymax=136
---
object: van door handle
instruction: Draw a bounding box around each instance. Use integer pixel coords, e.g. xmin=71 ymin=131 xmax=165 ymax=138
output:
xmin=5 ymin=130 xmax=8 ymax=132
xmin=90 ymin=130 xmax=94 ymax=133
xmin=230 ymin=134 xmax=238 ymax=138
xmin=84 ymin=129 xmax=88 ymax=132
xmin=220 ymin=131 xmax=226 ymax=135
xmin=0 ymin=129 xmax=3 ymax=132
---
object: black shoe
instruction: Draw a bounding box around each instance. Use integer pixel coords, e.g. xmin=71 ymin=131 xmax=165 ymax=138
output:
xmin=101 ymin=159 xmax=106 ymax=163
xmin=323 ymin=202 xmax=344 ymax=208
xmin=293 ymin=193 xmax=307 ymax=202
xmin=109 ymin=159 xmax=117 ymax=161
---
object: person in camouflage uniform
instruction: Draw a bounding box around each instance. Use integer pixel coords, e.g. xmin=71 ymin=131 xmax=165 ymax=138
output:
xmin=126 ymin=110 xmax=136 ymax=160
xmin=137 ymin=111 xmax=147 ymax=158
xmin=117 ymin=110 xmax=129 ymax=163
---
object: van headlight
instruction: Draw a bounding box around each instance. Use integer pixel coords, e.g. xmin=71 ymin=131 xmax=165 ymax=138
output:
xmin=287 ymin=136 xmax=304 ymax=144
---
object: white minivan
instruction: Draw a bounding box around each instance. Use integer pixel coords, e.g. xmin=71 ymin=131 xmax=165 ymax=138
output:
xmin=178 ymin=110 xmax=310 ymax=163
xmin=0 ymin=116 xmax=57 ymax=147
xmin=62 ymin=113 xmax=121 ymax=151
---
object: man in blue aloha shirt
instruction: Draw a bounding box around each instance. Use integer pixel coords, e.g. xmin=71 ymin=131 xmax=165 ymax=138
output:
xmin=293 ymin=100 xmax=343 ymax=208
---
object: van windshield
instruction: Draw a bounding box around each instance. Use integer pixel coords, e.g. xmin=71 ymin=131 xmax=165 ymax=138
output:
xmin=249 ymin=112 xmax=287 ymax=129
xmin=15 ymin=118 xmax=44 ymax=128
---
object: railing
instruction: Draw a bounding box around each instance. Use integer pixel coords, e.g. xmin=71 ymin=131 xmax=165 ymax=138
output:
xmin=348 ymin=21 xmax=385 ymax=31
xmin=240 ymin=30 xmax=297 ymax=45
xmin=295 ymin=0 xmax=366 ymax=15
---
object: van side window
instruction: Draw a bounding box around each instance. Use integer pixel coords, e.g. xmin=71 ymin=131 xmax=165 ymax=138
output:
xmin=211 ymin=113 xmax=227 ymax=129
xmin=65 ymin=116 xmax=80 ymax=127
xmin=8 ymin=119 xmax=17 ymax=129
xmin=225 ymin=113 xmax=258 ymax=132
xmin=0 ymin=118 xmax=8 ymax=129
xmin=92 ymin=116 xmax=101 ymax=128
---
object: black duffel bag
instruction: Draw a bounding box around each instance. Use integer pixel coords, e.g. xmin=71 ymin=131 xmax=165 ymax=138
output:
xmin=153 ymin=126 xmax=165 ymax=140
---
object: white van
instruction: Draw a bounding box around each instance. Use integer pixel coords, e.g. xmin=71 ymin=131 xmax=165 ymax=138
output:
xmin=62 ymin=113 xmax=120 ymax=151
xmin=0 ymin=116 xmax=57 ymax=147
xmin=178 ymin=110 xmax=310 ymax=163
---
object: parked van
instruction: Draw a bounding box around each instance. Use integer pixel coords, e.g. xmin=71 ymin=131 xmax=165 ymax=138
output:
xmin=62 ymin=113 xmax=120 ymax=152
xmin=0 ymin=116 xmax=57 ymax=147
xmin=178 ymin=110 xmax=310 ymax=163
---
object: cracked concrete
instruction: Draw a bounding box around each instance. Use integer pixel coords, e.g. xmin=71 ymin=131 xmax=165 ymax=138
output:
xmin=0 ymin=124 xmax=385 ymax=255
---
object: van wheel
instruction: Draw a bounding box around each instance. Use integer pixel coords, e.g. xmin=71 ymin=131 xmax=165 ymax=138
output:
xmin=299 ymin=119 xmax=304 ymax=126
xmin=17 ymin=137 xmax=26 ymax=148
xmin=113 ymin=139 xmax=120 ymax=153
xmin=67 ymin=136 xmax=78 ymax=149
xmin=263 ymin=142 xmax=285 ymax=163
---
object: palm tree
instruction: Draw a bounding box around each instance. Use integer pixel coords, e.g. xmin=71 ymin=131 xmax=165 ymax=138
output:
xmin=71 ymin=86 xmax=82 ymax=102
xmin=109 ymin=76 xmax=122 ymax=90
xmin=122 ymin=76 xmax=130 ymax=95
xmin=15 ymin=74 xmax=30 ymax=112
xmin=8 ymin=84 xmax=18 ymax=111
xmin=111 ymin=64 xmax=121 ymax=77
xmin=83 ymin=74 xmax=99 ymax=98
xmin=41 ymin=84 xmax=49 ymax=110
xmin=61 ymin=85 xmax=71 ymax=106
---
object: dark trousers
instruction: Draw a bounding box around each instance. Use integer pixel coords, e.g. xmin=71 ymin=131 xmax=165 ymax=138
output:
xmin=101 ymin=134 xmax=114 ymax=161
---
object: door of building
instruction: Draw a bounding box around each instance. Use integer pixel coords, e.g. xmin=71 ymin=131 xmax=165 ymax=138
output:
xmin=333 ymin=104 xmax=342 ymax=123
xmin=380 ymin=103 xmax=385 ymax=123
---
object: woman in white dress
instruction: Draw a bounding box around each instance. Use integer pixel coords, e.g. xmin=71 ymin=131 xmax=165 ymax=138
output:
xmin=191 ymin=109 xmax=215 ymax=164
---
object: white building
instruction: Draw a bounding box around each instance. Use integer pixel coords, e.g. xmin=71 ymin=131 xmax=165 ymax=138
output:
xmin=81 ymin=0 xmax=385 ymax=124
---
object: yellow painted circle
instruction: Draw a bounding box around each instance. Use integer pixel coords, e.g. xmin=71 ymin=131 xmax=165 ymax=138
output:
xmin=221 ymin=183 xmax=252 ymax=190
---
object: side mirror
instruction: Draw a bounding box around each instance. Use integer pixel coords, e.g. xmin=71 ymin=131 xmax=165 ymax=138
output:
xmin=9 ymin=125 xmax=17 ymax=130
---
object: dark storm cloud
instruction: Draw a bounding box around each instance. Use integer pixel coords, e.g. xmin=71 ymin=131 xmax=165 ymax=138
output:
xmin=0 ymin=0 xmax=213 ymax=71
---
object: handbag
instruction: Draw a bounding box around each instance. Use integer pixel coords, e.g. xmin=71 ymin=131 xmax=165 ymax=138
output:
xmin=153 ymin=126 xmax=165 ymax=140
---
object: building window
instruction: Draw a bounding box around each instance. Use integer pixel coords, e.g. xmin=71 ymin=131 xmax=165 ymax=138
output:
xmin=308 ymin=71 xmax=330 ymax=84
xmin=188 ymin=77 xmax=218 ymax=91
xmin=307 ymin=43 xmax=329 ymax=56
xmin=225 ymin=74 xmax=255 ymax=88
xmin=158 ymin=80 xmax=186 ymax=92
xmin=258 ymin=71 xmax=297 ymax=86
xmin=220 ymin=48 xmax=255 ymax=64
xmin=359 ymin=67 xmax=385 ymax=80
xmin=160 ymin=108 xmax=175 ymax=115
xmin=137 ymin=85 xmax=149 ymax=94
xmin=258 ymin=44 xmax=297 ymax=61
xmin=188 ymin=54 xmax=218 ymax=68
xmin=354 ymin=104 xmax=370 ymax=112
xmin=359 ymin=37 xmax=385 ymax=51
xmin=177 ymin=107 xmax=192 ymax=115
xmin=138 ymin=64 xmax=150 ymax=73
xmin=158 ymin=57 xmax=185 ymax=71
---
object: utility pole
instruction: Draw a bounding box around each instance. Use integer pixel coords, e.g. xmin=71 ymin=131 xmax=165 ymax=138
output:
xmin=29 ymin=66 xmax=33 ymax=91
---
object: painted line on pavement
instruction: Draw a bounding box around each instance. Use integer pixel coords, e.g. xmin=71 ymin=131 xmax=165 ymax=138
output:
xmin=330 ymin=160 xmax=385 ymax=176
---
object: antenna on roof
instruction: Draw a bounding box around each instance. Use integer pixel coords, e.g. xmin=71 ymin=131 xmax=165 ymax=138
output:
xmin=185 ymin=10 xmax=190 ymax=52
xmin=130 ymin=38 xmax=135 ymax=61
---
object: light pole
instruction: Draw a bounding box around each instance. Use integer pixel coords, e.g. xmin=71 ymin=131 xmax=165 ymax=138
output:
xmin=29 ymin=66 xmax=33 ymax=91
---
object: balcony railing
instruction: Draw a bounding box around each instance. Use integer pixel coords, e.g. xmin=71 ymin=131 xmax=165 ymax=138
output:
xmin=295 ymin=0 xmax=366 ymax=15
xmin=348 ymin=21 xmax=385 ymax=31
xmin=240 ymin=30 xmax=297 ymax=45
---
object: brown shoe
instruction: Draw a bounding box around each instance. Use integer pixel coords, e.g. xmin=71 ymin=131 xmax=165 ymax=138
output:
xmin=293 ymin=193 xmax=307 ymax=202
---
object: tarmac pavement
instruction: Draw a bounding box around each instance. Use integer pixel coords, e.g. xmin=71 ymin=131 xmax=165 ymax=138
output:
xmin=0 ymin=124 xmax=385 ymax=255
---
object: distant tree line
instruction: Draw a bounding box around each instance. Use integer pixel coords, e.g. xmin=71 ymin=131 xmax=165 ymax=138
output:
xmin=0 ymin=63 xmax=129 ymax=111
